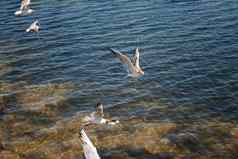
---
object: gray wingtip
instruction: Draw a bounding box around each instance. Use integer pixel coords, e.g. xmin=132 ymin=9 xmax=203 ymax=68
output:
xmin=109 ymin=48 xmax=120 ymax=57
xmin=109 ymin=48 xmax=114 ymax=51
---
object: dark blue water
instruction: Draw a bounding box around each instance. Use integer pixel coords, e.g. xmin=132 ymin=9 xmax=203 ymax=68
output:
xmin=1 ymin=0 xmax=238 ymax=121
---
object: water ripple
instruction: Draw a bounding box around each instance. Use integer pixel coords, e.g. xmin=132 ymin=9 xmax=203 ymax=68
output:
xmin=0 ymin=0 xmax=237 ymax=121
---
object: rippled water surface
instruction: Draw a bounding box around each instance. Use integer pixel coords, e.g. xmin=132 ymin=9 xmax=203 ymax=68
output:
xmin=0 ymin=0 xmax=238 ymax=158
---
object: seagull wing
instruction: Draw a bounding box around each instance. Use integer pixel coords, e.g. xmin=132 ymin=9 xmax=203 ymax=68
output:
xmin=30 ymin=21 xmax=39 ymax=30
xmin=20 ymin=0 xmax=30 ymax=10
xmin=110 ymin=48 xmax=135 ymax=73
xmin=131 ymin=48 xmax=140 ymax=68
xmin=29 ymin=22 xmax=35 ymax=30
xmin=26 ymin=22 xmax=33 ymax=32
xmin=33 ymin=20 xmax=38 ymax=27
xmin=80 ymin=129 xmax=101 ymax=159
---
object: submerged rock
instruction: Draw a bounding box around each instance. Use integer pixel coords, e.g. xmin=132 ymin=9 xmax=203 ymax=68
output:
xmin=0 ymin=64 xmax=12 ymax=77
xmin=1 ymin=80 xmax=238 ymax=159
xmin=15 ymin=83 xmax=74 ymax=115
xmin=0 ymin=94 xmax=10 ymax=112
xmin=0 ymin=81 xmax=27 ymax=113
xmin=0 ymin=150 xmax=19 ymax=159
xmin=231 ymin=127 xmax=238 ymax=139
xmin=0 ymin=81 xmax=74 ymax=116
xmin=166 ymin=132 xmax=201 ymax=152
xmin=158 ymin=152 xmax=176 ymax=159
xmin=1 ymin=114 xmax=238 ymax=159
xmin=0 ymin=81 xmax=27 ymax=93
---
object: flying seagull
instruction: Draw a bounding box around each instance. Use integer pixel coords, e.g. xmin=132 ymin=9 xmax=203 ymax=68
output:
xmin=83 ymin=102 xmax=119 ymax=125
xmin=20 ymin=0 xmax=31 ymax=10
xmin=26 ymin=20 xmax=40 ymax=32
xmin=15 ymin=0 xmax=33 ymax=16
xmin=110 ymin=48 xmax=144 ymax=77
xmin=80 ymin=129 xmax=101 ymax=159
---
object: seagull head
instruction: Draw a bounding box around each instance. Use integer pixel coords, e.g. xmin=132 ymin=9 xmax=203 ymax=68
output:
xmin=34 ymin=20 xmax=40 ymax=26
xmin=96 ymin=102 xmax=104 ymax=117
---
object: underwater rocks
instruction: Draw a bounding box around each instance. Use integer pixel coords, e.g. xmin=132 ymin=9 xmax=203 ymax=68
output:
xmin=1 ymin=115 xmax=178 ymax=159
xmin=15 ymin=83 xmax=74 ymax=115
xmin=231 ymin=127 xmax=238 ymax=139
xmin=1 ymin=113 xmax=238 ymax=159
xmin=0 ymin=81 xmax=74 ymax=116
xmin=164 ymin=132 xmax=201 ymax=152
xmin=0 ymin=81 xmax=27 ymax=93
xmin=0 ymin=64 xmax=12 ymax=77
xmin=1 ymin=81 xmax=238 ymax=159
xmin=0 ymin=150 xmax=19 ymax=159
xmin=83 ymin=121 xmax=178 ymax=156
xmin=0 ymin=81 xmax=27 ymax=113
xmin=0 ymin=81 xmax=76 ymax=158
xmin=0 ymin=94 xmax=10 ymax=112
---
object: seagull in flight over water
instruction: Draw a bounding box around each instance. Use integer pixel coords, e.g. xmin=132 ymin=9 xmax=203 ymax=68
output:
xmin=26 ymin=20 xmax=40 ymax=32
xmin=83 ymin=102 xmax=119 ymax=125
xmin=110 ymin=48 xmax=144 ymax=77
xmin=15 ymin=0 xmax=33 ymax=16
xmin=80 ymin=129 xmax=101 ymax=159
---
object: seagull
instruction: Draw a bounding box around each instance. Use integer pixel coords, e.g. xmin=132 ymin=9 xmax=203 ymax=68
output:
xmin=15 ymin=0 xmax=33 ymax=16
xmin=83 ymin=103 xmax=119 ymax=125
xmin=20 ymin=0 xmax=31 ymax=10
xmin=110 ymin=48 xmax=144 ymax=77
xmin=26 ymin=20 xmax=40 ymax=32
xmin=80 ymin=129 xmax=101 ymax=159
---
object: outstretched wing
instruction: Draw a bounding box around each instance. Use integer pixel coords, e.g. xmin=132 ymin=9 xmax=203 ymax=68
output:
xmin=110 ymin=48 xmax=135 ymax=73
xmin=28 ymin=21 xmax=36 ymax=30
xmin=80 ymin=129 xmax=101 ymax=159
xmin=33 ymin=20 xmax=40 ymax=27
xmin=131 ymin=48 xmax=140 ymax=68
xmin=20 ymin=0 xmax=30 ymax=10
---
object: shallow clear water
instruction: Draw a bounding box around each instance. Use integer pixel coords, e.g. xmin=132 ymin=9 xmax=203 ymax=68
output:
xmin=0 ymin=0 xmax=238 ymax=158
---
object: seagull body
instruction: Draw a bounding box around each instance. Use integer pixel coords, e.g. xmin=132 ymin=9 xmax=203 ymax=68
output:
xmin=26 ymin=20 xmax=40 ymax=32
xmin=14 ymin=9 xmax=33 ymax=16
xmin=80 ymin=129 xmax=101 ymax=159
xmin=83 ymin=103 xmax=119 ymax=125
xmin=84 ymin=112 xmax=107 ymax=124
xmin=15 ymin=0 xmax=33 ymax=16
xmin=110 ymin=48 xmax=144 ymax=77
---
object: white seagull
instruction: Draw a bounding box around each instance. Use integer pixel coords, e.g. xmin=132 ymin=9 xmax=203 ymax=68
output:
xmin=83 ymin=103 xmax=119 ymax=125
xmin=110 ymin=48 xmax=144 ymax=77
xmin=80 ymin=129 xmax=101 ymax=159
xmin=26 ymin=20 xmax=40 ymax=32
xmin=15 ymin=0 xmax=33 ymax=16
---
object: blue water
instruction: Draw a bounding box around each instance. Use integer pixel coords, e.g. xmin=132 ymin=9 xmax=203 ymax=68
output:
xmin=0 ymin=0 xmax=238 ymax=120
